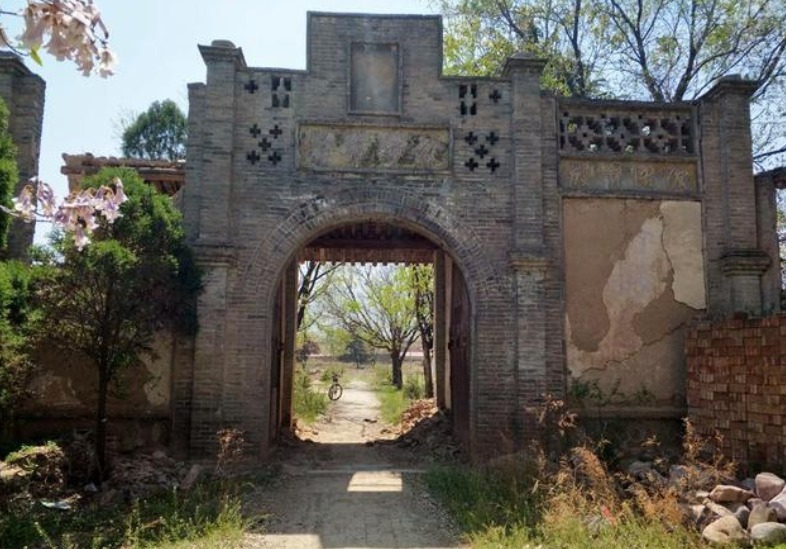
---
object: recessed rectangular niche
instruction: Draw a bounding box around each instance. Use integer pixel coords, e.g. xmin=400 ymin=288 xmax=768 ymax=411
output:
xmin=350 ymin=42 xmax=400 ymax=114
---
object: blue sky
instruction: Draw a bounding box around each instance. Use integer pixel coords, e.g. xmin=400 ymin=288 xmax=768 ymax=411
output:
xmin=22 ymin=0 xmax=435 ymax=238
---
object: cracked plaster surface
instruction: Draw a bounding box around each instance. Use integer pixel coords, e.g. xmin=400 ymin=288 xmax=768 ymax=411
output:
xmin=565 ymin=199 xmax=705 ymax=402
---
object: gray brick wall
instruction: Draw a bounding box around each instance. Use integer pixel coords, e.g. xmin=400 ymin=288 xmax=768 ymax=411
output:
xmin=180 ymin=13 xmax=766 ymax=460
xmin=0 ymin=52 xmax=45 ymax=259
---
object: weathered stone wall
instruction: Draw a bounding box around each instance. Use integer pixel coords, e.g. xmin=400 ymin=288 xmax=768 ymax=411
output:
xmin=181 ymin=14 xmax=564 ymax=459
xmin=687 ymin=315 xmax=786 ymax=474
xmin=0 ymin=52 xmax=45 ymax=259
xmin=178 ymin=12 xmax=770 ymax=460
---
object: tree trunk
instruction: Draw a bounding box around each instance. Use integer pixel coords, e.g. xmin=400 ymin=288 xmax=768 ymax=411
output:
xmin=95 ymin=366 xmax=110 ymax=483
xmin=391 ymin=353 xmax=403 ymax=390
xmin=422 ymin=345 xmax=434 ymax=398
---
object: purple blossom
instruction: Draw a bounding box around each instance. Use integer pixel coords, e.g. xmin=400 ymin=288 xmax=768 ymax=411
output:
xmin=2 ymin=177 xmax=129 ymax=249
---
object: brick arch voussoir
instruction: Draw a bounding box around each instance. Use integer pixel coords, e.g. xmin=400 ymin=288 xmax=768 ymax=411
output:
xmin=237 ymin=189 xmax=498 ymax=309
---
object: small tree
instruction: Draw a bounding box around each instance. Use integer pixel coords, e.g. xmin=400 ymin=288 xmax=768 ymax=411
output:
xmin=325 ymin=266 xmax=419 ymax=389
xmin=121 ymin=100 xmax=187 ymax=161
xmin=341 ymin=336 xmax=373 ymax=368
xmin=34 ymin=167 xmax=201 ymax=480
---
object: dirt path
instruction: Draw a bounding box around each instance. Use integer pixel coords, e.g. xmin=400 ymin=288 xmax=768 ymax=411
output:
xmin=243 ymin=379 xmax=462 ymax=549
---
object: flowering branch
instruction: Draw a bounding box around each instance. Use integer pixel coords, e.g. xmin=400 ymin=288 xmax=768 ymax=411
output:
xmin=1 ymin=1 xmax=116 ymax=77
xmin=1 ymin=177 xmax=127 ymax=249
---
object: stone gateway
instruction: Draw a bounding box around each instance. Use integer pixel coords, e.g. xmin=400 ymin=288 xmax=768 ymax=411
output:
xmin=175 ymin=13 xmax=780 ymax=460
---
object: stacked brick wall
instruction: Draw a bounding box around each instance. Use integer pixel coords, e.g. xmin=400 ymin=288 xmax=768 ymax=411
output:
xmin=687 ymin=315 xmax=786 ymax=473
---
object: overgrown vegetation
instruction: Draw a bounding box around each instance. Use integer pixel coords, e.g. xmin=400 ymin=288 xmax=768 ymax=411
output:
xmin=0 ymin=96 xmax=18 ymax=253
xmin=0 ymin=259 xmax=36 ymax=442
xmin=292 ymin=368 xmax=328 ymax=424
xmin=1 ymin=475 xmax=246 ymax=548
xmin=33 ymin=167 xmax=201 ymax=480
xmin=373 ymin=366 xmax=425 ymax=424
xmin=428 ymin=406 xmax=733 ymax=548
xmin=0 ymin=429 xmax=274 ymax=548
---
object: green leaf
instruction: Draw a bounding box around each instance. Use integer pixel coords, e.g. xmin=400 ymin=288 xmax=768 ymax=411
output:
xmin=29 ymin=47 xmax=43 ymax=66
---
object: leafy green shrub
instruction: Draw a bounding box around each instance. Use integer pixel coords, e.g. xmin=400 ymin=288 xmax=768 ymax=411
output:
xmin=403 ymin=375 xmax=424 ymax=400
xmin=33 ymin=167 xmax=202 ymax=479
xmin=0 ymin=260 xmax=35 ymax=436
xmin=293 ymin=369 xmax=328 ymax=424
xmin=340 ymin=336 xmax=373 ymax=366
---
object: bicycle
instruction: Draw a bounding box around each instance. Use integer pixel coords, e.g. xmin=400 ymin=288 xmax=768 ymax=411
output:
xmin=328 ymin=373 xmax=343 ymax=401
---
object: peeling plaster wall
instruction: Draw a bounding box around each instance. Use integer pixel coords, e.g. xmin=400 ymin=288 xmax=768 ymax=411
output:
xmin=20 ymin=332 xmax=174 ymax=446
xmin=564 ymin=198 xmax=705 ymax=406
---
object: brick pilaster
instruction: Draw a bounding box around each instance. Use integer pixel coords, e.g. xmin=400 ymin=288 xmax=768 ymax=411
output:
xmin=699 ymin=76 xmax=769 ymax=315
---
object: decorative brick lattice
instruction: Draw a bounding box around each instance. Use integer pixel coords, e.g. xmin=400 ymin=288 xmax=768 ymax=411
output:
xmin=247 ymin=124 xmax=285 ymax=166
xmin=461 ymin=130 xmax=501 ymax=174
xmin=271 ymin=75 xmax=291 ymax=108
xmin=559 ymin=107 xmax=694 ymax=155
xmin=244 ymin=79 xmax=259 ymax=94
xmin=459 ymin=83 xmax=477 ymax=116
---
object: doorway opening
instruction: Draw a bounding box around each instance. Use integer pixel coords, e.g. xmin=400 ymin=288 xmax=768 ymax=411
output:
xmin=268 ymin=221 xmax=472 ymax=455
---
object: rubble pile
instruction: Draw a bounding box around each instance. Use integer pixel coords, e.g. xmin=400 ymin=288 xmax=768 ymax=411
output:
xmin=390 ymin=399 xmax=463 ymax=461
xmin=397 ymin=399 xmax=437 ymax=433
xmin=618 ymin=457 xmax=786 ymax=547
xmin=1 ymin=443 xmax=66 ymax=498
xmin=694 ymin=471 xmax=786 ymax=546
xmin=109 ymin=451 xmax=186 ymax=500
xmin=0 ymin=444 xmax=199 ymax=510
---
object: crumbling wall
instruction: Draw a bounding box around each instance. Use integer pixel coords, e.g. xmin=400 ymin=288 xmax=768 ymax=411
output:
xmin=564 ymin=198 xmax=706 ymax=407
xmin=17 ymin=333 xmax=174 ymax=450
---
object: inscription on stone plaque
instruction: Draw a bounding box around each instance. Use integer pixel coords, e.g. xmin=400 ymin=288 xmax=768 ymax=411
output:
xmin=298 ymin=124 xmax=449 ymax=172
xmin=560 ymin=159 xmax=697 ymax=194
xmin=350 ymin=43 xmax=400 ymax=113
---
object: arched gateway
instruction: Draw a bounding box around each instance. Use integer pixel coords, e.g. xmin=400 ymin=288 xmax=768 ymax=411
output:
xmin=175 ymin=13 xmax=781 ymax=460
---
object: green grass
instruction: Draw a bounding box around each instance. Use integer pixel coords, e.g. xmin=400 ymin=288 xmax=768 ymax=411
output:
xmin=426 ymin=463 xmax=543 ymax=539
xmin=292 ymin=368 xmax=328 ymax=424
xmin=0 ymin=479 xmax=249 ymax=549
xmin=377 ymin=384 xmax=412 ymax=424
xmin=373 ymin=366 xmax=425 ymax=424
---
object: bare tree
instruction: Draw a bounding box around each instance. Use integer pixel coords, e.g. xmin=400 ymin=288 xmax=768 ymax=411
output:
xmin=297 ymin=261 xmax=340 ymax=333
xmin=439 ymin=0 xmax=786 ymax=165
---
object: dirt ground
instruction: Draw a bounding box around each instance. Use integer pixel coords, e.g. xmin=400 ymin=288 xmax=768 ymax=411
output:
xmin=242 ymin=378 xmax=463 ymax=549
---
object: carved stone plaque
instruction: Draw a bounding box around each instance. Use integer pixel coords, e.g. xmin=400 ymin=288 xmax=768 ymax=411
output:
xmin=297 ymin=124 xmax=450 ymax=172
xmin=350 ymin=42 xmax=399 ymax=113
xmin=559 ymin=159 xmax=697 ymax=194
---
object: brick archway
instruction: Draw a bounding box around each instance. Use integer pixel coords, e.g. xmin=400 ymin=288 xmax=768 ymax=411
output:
xmin=237 ymin=187 xmax=499 ymax=310
xmin=228 ymin=188 xmax=505 ymax=453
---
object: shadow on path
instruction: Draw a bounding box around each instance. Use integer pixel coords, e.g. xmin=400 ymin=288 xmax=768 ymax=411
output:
xmin=242 ymin=380 xmax=462 ymax=549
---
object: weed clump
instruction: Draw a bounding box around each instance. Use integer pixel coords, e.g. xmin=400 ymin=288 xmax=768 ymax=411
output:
xmin=427 ymin=398 xmax=730 ymax=548
xmin=293 ymin=368 xmax=328 ymax=424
